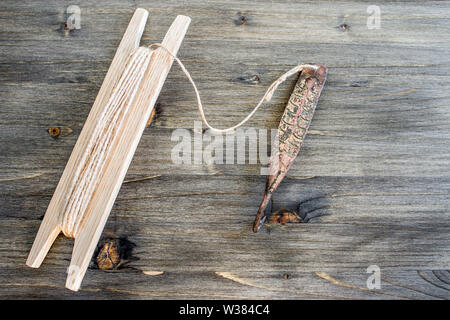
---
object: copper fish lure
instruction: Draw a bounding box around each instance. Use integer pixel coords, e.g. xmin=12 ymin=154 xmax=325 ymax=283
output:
xmin=253 ymin=64 xmax=327 ymax=232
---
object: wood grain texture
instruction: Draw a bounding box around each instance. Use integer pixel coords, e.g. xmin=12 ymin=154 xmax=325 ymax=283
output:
xmin=0 ymin=0 xmax=449 ymax=299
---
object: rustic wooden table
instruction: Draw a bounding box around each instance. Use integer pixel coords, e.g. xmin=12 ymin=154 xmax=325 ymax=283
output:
xmin=0 ymin=1 xmax=449 ymax=299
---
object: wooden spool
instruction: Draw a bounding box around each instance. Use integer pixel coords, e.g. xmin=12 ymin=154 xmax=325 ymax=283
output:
xmin=26 ymin=8 xmax=191 ymax=291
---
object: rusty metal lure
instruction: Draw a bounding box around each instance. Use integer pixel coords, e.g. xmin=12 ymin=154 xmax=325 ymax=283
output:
xmin=253 ymin=64 xmax=328 ymax=232
xmin=158 ymin=54 xmax=329 ymax=231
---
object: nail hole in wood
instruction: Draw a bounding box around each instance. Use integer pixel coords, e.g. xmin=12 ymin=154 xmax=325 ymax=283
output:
xmin=338 ymin=23 xmax=350 ymax=32
xmin=235 ymin=74 xmax=261 ymax=85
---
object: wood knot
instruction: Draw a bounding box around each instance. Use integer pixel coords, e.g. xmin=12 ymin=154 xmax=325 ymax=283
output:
xmin=283 ymin=273 xmax=291 ymax=280
xmin=48 ymin=127 xmax=60 ymax=137
xmin=93 ymin=236 xmax=137 ymax=271
xmin=268 ymin=209 xmax=303 ymax=225
xmin=234 ymin=12 xmax=249 ymax=26
xmin=47 ymin=126 xmax=72 ymax=138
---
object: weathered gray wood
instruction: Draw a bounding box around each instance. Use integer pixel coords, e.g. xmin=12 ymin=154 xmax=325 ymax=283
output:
xmin=0 ymin=0 xmax=449 ymax=299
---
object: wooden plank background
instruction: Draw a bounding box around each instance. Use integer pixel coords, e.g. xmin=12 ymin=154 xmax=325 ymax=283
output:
xmin=0 ymin=0 xmax=449 ymax=299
